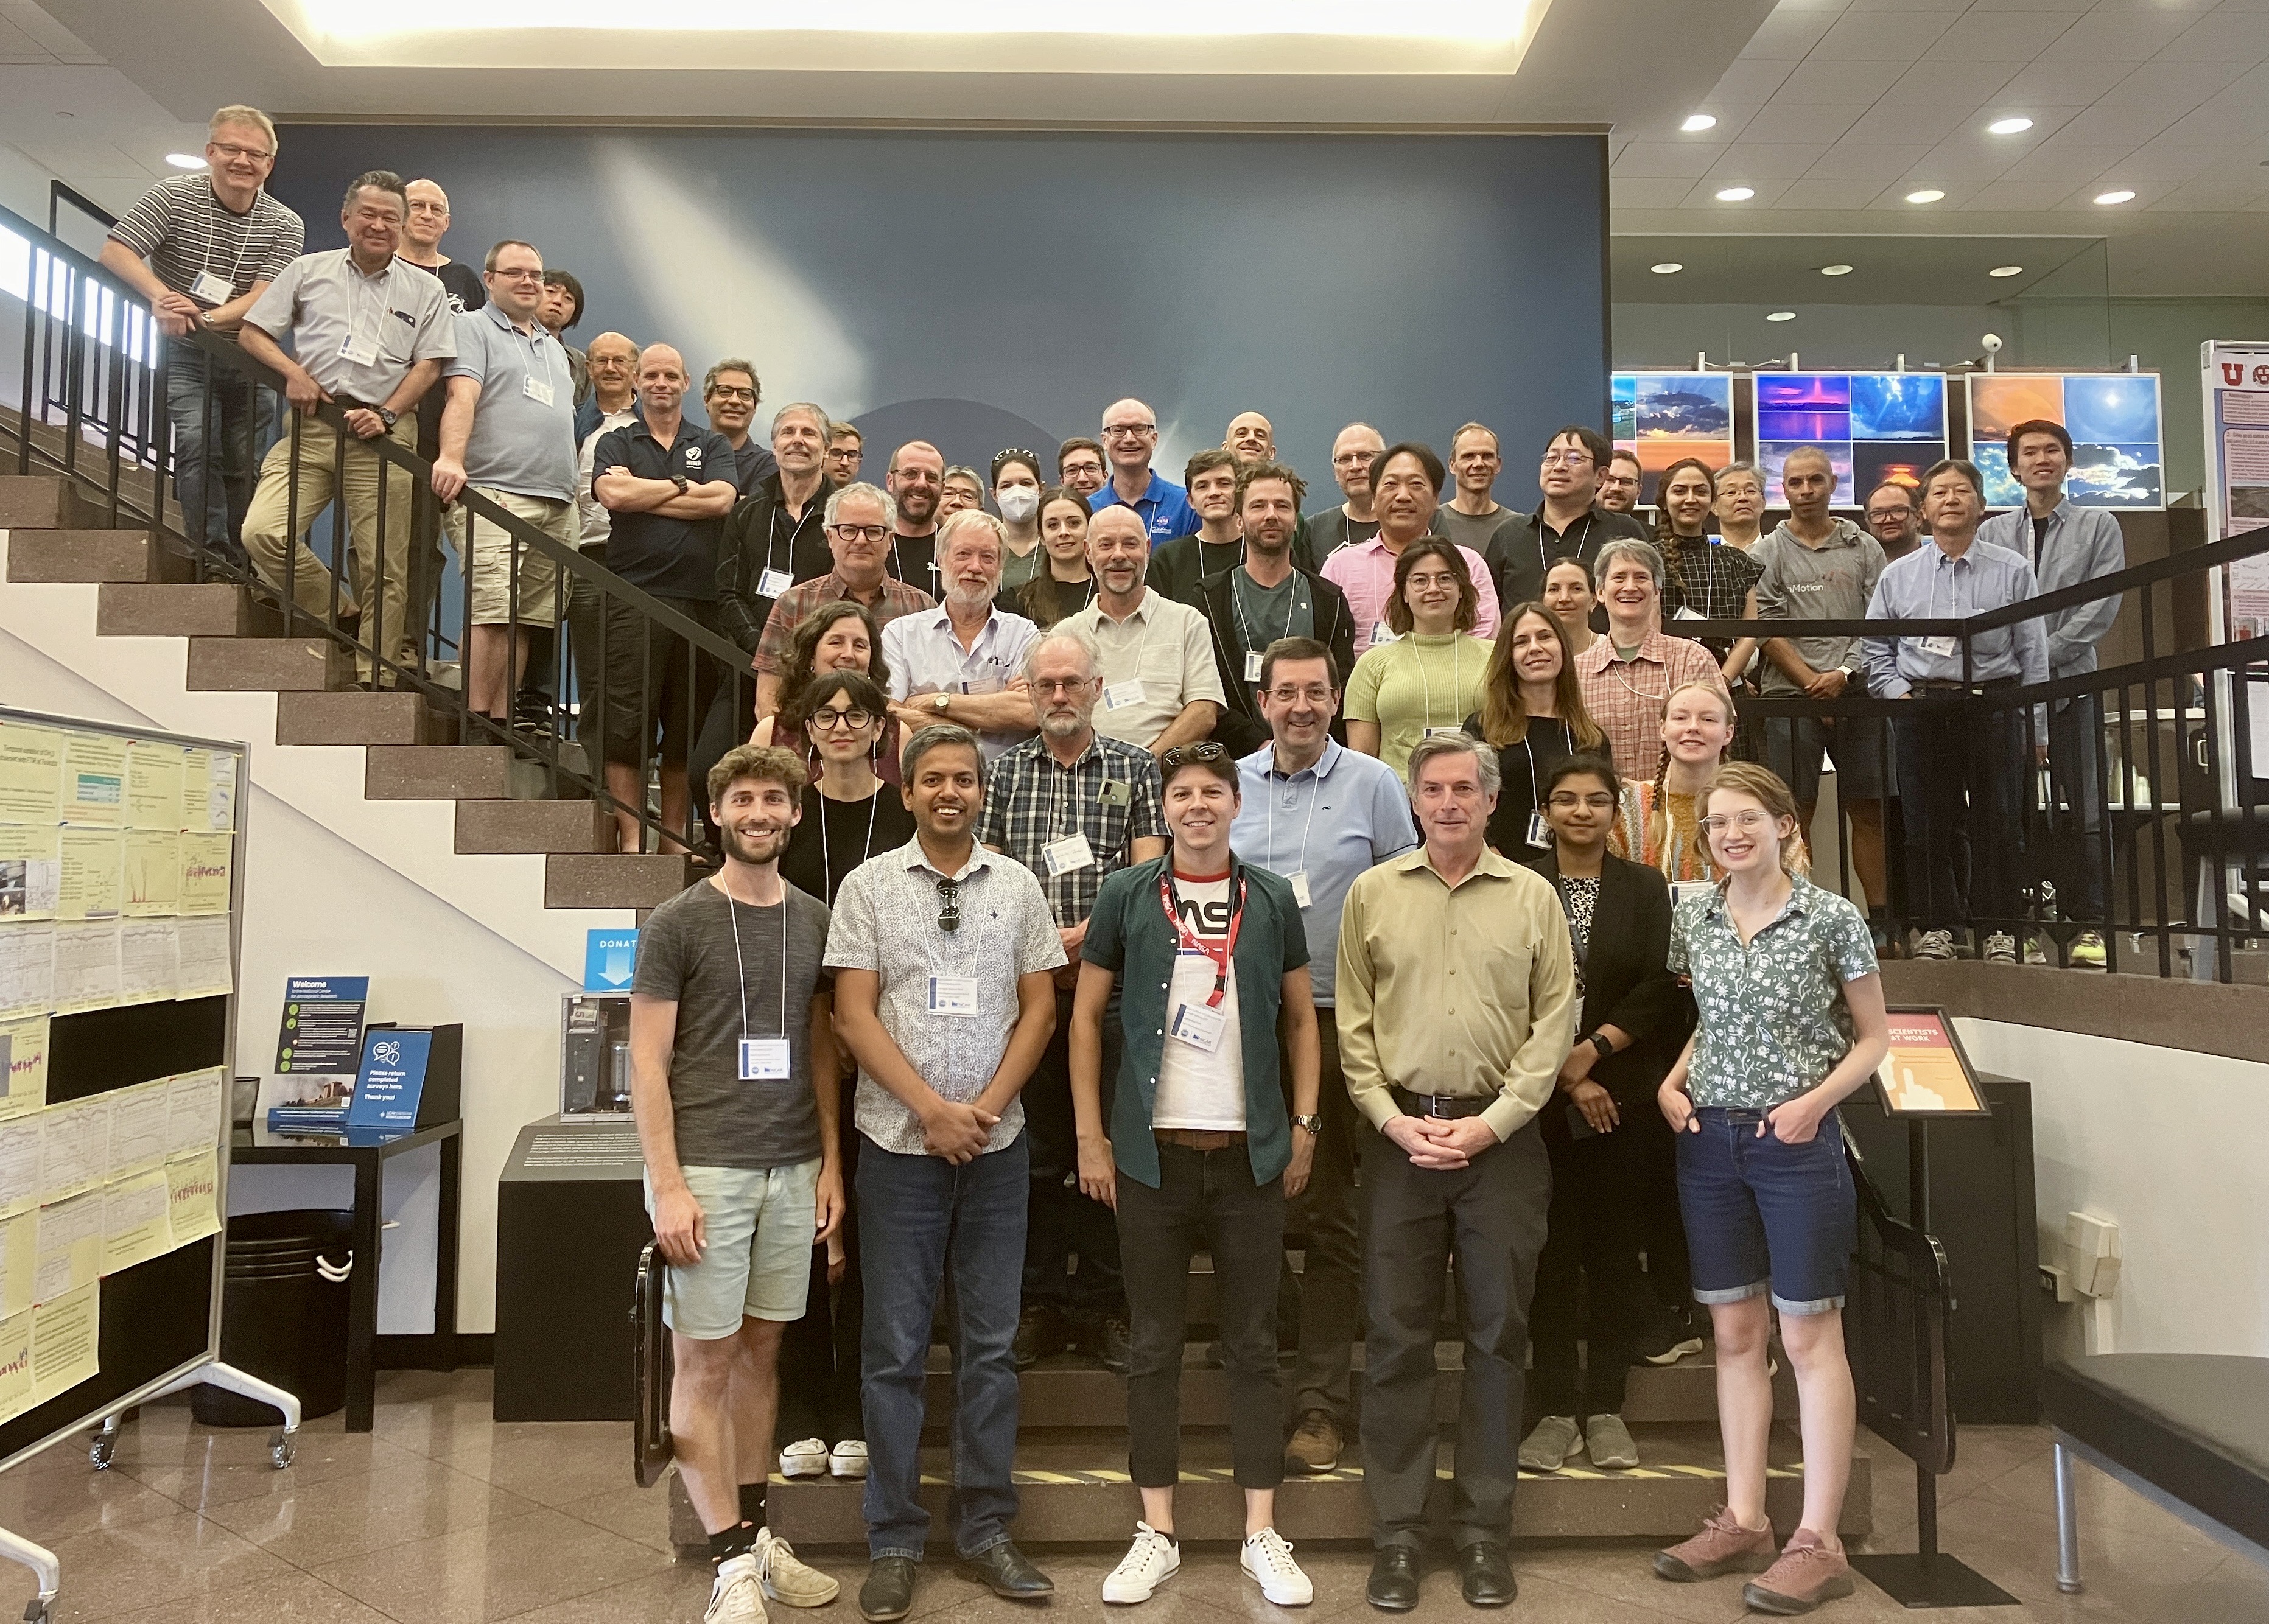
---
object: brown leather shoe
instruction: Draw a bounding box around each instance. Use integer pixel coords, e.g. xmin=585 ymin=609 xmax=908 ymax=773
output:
xmin=1285 ymin=1409 xmax=1342 ymax=1473
xmin=1742 ymin=1529 xmax=1855 ymax=1615
xmin=1654 ymin=1505 xmax=1777 ymax=1582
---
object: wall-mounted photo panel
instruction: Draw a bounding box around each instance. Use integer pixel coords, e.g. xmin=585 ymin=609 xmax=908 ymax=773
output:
xmin=1613 ymin=373 xmax=1734 ymax=502
xmin=1750 ymin=372 xmax=1947 ymax=508
xmin=1966 ymin=372 xmax=2164 ymax=510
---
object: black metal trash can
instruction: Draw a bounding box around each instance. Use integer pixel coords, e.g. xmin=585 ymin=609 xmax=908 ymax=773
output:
xmin=192 ymin=1209 xmax=354 ymax=1426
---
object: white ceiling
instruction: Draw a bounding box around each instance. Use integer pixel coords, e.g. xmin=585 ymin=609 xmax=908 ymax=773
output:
xmin=2 ymin=0 xmax=2265 ymax=295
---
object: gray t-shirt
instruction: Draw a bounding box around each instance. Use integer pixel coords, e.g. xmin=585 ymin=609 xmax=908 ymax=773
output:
xmin=633 ymin=877 xmax=832 ymax=1171
xmin=1226 ymin=567 xmax=1314 ymax=649
xmin=444 ymin=304 xmax=578 ymax=502
xmin=1435 ymin=503 xmax=1509 ymax=558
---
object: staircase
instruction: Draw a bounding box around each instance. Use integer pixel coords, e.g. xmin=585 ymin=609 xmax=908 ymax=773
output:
xmin=0 ymin=471 xmax=692 ymax=926
xmin=666 ymin=1250 xmax=1872 ymax=1555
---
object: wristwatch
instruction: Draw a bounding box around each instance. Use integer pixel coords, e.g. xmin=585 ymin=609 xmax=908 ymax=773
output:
xmin=376 ymin=406 xmax=398 ymax=429
xmin=1289 ymin=1114 xmax=1322 ymax=1136
xmin=670 ymin=474 xmax=690 ymax=497
xmin=931 ymin=691 xmax=952 ymax=713
xmin=1585 ymin=1032 xmax=1615 ymax=1062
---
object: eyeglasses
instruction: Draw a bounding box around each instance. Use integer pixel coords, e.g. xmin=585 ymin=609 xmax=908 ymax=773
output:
xmin=1333 ymin=450 xmax=1377 ymax=467
xmin=936 ymin=877 xmax=961 ymax=933
xmin=1266 ymin=684 xmax=1334 ymax=705
xmin=1031 ymin=677 xmax=1092 ymax=696
xmin=1867 ymin=508 xmax=1912 ymax=523
xmin=1540 ymin=450 xmax=1596 ymax=469
xmin=491 ymin=268 xmax=544 ymax=282
xmin=1061 ymin=460 xmax=1104 ymax=475
xmin=208 ymin=142 xmax=273 ymax=163
xmin=1159 ymin=743 xmax=1227 ymax=771
xmin=825 ymin=445 xmax=860 ymax=460
xmin=810 ymin=708 xmax=874 ymax=732
xmin=1699 ymin=810 xmax=1776 ymax=836
xmin=1101 ymin=424 xmax=1157 ymax=439
xmin=830 ymin=523 xmax=889 ymax=543
xmin=708 ymin=385 xmax=757 ymax=402
xmin=1546 ymin=792 xmax=1618 ymax=811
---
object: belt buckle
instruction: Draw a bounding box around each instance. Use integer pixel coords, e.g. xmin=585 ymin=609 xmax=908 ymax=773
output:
xmin=1426 ymin=1096 xmax=1453 ymax=1119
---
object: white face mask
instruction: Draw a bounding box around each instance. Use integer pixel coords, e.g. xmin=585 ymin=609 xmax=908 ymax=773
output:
xmin=997 ymin=485 xmax=1039 ymax=524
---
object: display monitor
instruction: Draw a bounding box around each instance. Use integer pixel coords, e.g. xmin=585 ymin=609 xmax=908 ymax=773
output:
xmin=1966 ymin=372 xmax=2164 ymax=510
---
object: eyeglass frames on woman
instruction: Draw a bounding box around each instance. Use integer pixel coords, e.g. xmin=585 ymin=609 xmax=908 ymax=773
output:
xmin=810 ymin=708 xmax=874 ymax=732
xmin=935 ymin=877 xmax=961 ymax=933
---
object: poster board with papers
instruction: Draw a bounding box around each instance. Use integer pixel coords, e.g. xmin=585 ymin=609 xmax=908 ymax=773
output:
xmin=0 ymin=709 xmax=244 ymax=1473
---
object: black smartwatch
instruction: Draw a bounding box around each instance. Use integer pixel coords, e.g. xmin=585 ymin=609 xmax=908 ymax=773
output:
xmin=1586 ymin=1032 xmax=1614 ymax=1062
xmin=670 ymin=474 xmax=690 ymax=497
xmin=376 ymin=405 xmax=398 ymax=429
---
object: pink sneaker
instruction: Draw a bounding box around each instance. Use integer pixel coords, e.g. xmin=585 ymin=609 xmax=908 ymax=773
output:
xmin=1654 ymin=1505 xmax=1777 ymax=1582
xmin=1742 ymin=1528 xmax=1854 ymax=1615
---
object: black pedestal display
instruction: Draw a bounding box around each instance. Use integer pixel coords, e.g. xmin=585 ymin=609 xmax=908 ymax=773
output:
xmin=493 ymin=1116 xmax=652 ymax=1421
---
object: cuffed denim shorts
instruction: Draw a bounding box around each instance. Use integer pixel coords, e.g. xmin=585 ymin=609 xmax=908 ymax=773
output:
xmin=645 ymin=1158 xmax=820 ymax=1339
xmin=1676 ymin=1107 xmax=1855 ymax=1316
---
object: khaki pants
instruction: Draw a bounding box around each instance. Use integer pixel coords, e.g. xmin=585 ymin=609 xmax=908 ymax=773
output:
xmin=242 ymin=411 xmax=419 ymax=683
xmin=443 ymin=488 xmax=567 ymax=627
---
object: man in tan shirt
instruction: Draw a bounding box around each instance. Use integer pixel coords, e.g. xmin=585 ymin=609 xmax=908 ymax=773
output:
xmin=1336 ymin=732 xmax=1575 ymax=1611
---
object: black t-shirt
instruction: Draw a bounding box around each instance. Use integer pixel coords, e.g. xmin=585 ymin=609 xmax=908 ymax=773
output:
xmin=409 ymin=260 xmax=486 ymax=453
xmin=889 ymin=531 xmax=939 ymax=594
xmin=591 ymin=418 xmax=738 ymax=601
xmin=780 ymin=783 xmax=916 ymax=908
xmin=1462 ymin=713 xmax=1576 ymax=858
xmin=1148 ymin=533 xmax=1243 ymax=606
xmin=733 ymin=439 xmax=779 ymax=498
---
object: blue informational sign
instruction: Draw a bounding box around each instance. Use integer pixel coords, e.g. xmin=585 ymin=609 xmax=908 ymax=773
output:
xmin=348 ymin=1029 xmax=432 ymax=1130
xmin=585 ymin=929 xmax=638 ymax=992
xmin=276 ymin=976 xmax=371 ymax=1076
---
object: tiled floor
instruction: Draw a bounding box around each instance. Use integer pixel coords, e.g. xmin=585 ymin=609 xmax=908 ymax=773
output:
xmin=0 ymin=1369 xmax=2263 ymax=1623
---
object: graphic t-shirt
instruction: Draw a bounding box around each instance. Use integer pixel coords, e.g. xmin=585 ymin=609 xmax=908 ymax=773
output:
xmin=1152 ymin=872 xmax=1246 ymax=1132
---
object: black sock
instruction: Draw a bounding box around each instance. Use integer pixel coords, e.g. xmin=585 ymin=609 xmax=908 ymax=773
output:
xmin=740 ymin=1483 xmax=766 ymax=1528
xmin=710 ymin=1522 xmax=757 ymax=1563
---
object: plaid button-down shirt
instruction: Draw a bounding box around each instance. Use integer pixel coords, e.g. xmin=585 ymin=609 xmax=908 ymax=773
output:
xmin=752 ymin=571 xmax=935 ymax=676
xmin=1576 ymin=629 xmax=1728 ymax=782
xmin=977 ymin=733 xmax=1167 ymax=927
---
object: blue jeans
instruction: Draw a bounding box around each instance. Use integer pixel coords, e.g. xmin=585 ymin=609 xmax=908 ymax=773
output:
xmin=857 ymin=1133 xmax=1028 ymax=1560
xmin=165 ymin=346 xmax=269 ymax=570
xmin=1677 ymin=1107 xmax=1855 ymax=1317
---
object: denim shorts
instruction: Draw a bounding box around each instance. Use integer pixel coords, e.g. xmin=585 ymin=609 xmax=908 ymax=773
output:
xmin=1676 ymin=1107 xmax=1855 ymax=1316
xmin=645 ymin=1158 xmax=820 ymax=1339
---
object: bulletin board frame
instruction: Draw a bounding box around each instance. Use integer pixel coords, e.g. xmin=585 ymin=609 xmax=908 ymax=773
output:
xmin=0 ymin=706 xmax=245 ymax=1477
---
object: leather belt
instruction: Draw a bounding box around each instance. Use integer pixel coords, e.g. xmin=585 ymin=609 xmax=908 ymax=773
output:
xmin=1391 ymin=1086 xmax=1493 ymax=1120
xmin=1155 ymin=1128 xmax=1246 ymax=1151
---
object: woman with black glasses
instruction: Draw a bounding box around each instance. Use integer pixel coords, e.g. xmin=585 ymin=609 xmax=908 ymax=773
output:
xmin=752 ymin=600 xmax=902 ymax=785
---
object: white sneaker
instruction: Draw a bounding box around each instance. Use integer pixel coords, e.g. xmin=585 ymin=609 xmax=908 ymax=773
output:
xmin=1984 ymin=931 xmax=2017 ymax=964
xmin=1912 ymin=929 xmax=1955 ymax=961
xmin=1101 ymin=1522 xmax=1180 ymax=1604
xmin=1241 ymin=1527 xmax=1313 ymax=1606
xmin=707 ymin=1552 xmax=766 ymax=1624
xmin=754 ymin=1527 xmax=840 ymax=1608
xmin=828 ymin=1439 xmax=868 ymax=1479
xmin=777 ymin=1438 xmax=829 ymax=1479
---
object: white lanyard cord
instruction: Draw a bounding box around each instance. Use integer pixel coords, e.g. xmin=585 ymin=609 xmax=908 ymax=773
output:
xmin=724 ymin=880 xmax=790 ymax=1041
xmin=197 ymin=186 xmax=256 ymax=293
xmin=1406 ymin=634 xmax=1465 ymax=733
xmin=1232 ymin=567 xmax=1303 ymax=654
xmin=1266 ymin=759 xmax=1326 ymax=884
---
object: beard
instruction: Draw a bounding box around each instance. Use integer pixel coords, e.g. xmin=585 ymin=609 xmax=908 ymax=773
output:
xmin=720 ymin=819 xmax=791 ymax=867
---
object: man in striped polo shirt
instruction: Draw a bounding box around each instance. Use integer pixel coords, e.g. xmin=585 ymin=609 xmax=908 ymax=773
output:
xmin=100 ymin=105 xmax=304 ymax=570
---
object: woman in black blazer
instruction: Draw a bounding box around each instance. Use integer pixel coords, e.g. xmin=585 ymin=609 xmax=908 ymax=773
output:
xmin=1519 ymin=754 xmax=1694 ymax=1475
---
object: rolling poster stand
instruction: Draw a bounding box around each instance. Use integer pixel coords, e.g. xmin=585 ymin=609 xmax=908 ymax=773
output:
xmin=0 ymin=708 xmax=298 ymax=1624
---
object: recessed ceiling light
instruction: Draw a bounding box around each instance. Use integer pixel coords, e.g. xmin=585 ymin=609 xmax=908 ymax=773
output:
xmin=2093 ymin=189 xmax=2136 ymax=205
xmin=1766 ymin=311 xmax=1797 ymax=323
xmin=1681 ymin=114 xmax=1717 ymax=133
xmin=1650 ymin=262 xmax=1683 ymax=275
xmin=1988 ymin=265 xmax=2024 ymax=278
xmin=1987 ymin=117 xmax=2033 ymax=136
xmin=1715 ymin=186 xmax=1755 ymax=201
xmin=1819 ymin=264 xmax=1854 ymax=276
xmin=1906 ymin=188 xmax=1946 ymax=204
xmin=164 ymin=152 xmax=205 ymax=169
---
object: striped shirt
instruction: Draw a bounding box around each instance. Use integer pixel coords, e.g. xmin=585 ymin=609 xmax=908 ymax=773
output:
xmin=976 ymin=733 xmax=1166 ymax=927
xmin=108 ymin=177 xmax=303 ymax=305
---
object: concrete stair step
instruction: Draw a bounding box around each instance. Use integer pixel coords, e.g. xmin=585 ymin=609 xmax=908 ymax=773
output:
xmin=364 ymin=744 xmax=512 ymax=800
xmin=186 ymin=635 xmax=350 ymax=691
xmin=545 ymin=850 xmax=692 ymax=909
xmin=689 ymin=1424 xmax=1868 ymax=1552
xmin=96 ymin=581 xmax=282 ymax=639
xmin=456 ymin=797 xmax=609 ymax=854
xmin=275 ymin=690 xmax=448 ymax=747
xmin=0 ymin=474 xmax=109 ymax=530
xmin=4 ymin=527 xmax=190 ymax=583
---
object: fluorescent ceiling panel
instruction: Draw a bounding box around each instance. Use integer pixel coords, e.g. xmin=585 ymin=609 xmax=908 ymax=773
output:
xmin=258 ymin=0 xmax=1548 ymax=74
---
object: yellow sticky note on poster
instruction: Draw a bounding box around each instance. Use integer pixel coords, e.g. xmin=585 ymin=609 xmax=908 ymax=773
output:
xmin=125 ymin=742 xmax=185 ymax=831
xmin=177 ymin=833 xmax=231 ymax=915
xmin=166 ymin=1150 xmax=220 ymax=1245
xmin=30 ymin=1283 xmax=97 ymax=1406
xmin=123 ymin=831 xmax=180 ymax=917
xmin=58 ymin=734 xmax=126 ymax=827
xmin=0 ymin=1015 xmax=46 ymax=1121
xmin=0 ymin=1307 xmax=32 ymax=1426
xmin=100 ymin=1169 xmax=172 ymax=1275
xmin=57 ymin=827 xmax=122 ymax=920
xmin=0 ymin=1208 xmax=33 ymax=1317
xmin=0 ymin=726 xmax=63 ymax=824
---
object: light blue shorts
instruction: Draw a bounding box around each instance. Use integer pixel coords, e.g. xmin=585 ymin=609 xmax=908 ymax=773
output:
xmin=646 ymin=1158 xmax=820 ymax=1340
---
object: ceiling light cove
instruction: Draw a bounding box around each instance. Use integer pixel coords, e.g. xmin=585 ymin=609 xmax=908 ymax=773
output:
xmin=1987 ymin=117 xmax=2033 ymax=136
xmin=1766 ymin=311 xmax=1796 ymax=323
xmin=1681 ymin=114 xmax=1717 ymax=133
xmin=1988 ymin=265 xmax=2024 ymax=278
xmin=164 ymin=153 xmax=206 ymax=170
xmin=1906 ymin=189 xmax=1946 ymax=204
xmin=1818 ymin=264 xmax=1853 ymax=276
xmin=256 ymin=0 xmax=1546 ymax=72
xmin=1715 ymin=186 xmax=1756 ymax=202
xmin=1650 ymin=262 xmax=1683 ymax=274
xmin=2094 ymin=189 xmax=2136 ymax=205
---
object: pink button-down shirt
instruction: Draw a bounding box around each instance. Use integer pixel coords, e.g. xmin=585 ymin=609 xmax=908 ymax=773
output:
xmin=1321 ymin=536 xmax=1501 ymax=659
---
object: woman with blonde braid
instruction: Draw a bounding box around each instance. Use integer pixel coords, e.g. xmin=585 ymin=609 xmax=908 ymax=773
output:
xmin=1611 ymin=681 xmax=1736 ymax=888
xmin=1344 ymin=538 xmax=1493 ymax=782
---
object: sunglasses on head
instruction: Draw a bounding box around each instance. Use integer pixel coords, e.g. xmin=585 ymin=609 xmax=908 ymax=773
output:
xmin=1159 ymin=743 xmax=1227 ymax=771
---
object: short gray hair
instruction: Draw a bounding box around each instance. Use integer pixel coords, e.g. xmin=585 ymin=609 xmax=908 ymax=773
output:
xmin=902 ymin=723 xmax=983 ymax=782
xmin=703 ymin=357 xmax=759 ymax=400
xmin=824 ymin=480 xmax=896 ymax=531
xmin=1408 ymin=733 xmax=1501 ymax=796
xmin=209 ymin=105 xmax=277 ymax=151
xmin=938 ymin=508 xmax=1005 ymax=567
xmin=1593 ymin=537 xmax=1664 ymax=590
xmin=1022 ymin=628 xmax=1100 ymax=685
xmin=770 ymin=401 xmax=827 ymax=441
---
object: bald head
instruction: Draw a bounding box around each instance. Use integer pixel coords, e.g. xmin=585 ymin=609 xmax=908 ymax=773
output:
xmin=403 ymin=178 xmax=451 ymax=255
xmin=1101 ymin=397 xmax=1159 ymax=481
xmin=635 ymin=345 xmax=689 ymax=419
xmin=1331 ymin=421 xmax=1386 ymax=500
xmin=887 ymin=439 xmax=944 ymax=530
xmin=1226 ymin=411 xmax=1275 ymax=466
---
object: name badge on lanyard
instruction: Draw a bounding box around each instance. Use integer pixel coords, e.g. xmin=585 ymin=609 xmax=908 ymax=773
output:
xmin=1042 ymin=832 xmax=1095 ymax=876
xmin=189 ymin=270 xmax=233 ymax=306
xmin=522 ymin=374 xmax=556 ymax=408
xmin=1288 ymin=872 xmax=1312 ymax=908
xmin=738 ymin=1037 xmax=791 ymax=1080
xmin=1168 ymin=999 xmax=1229 ymax=1053
xmin=1159 ymin=870 xmax=1243 ymax=1053
xmin=339 ymin=333 xmax=379 ymax=366
xmin=757 ymin=567 xmax=794 ymax=598
xmin=1370 ymin=622 xmax=1398 ymax=646
xmin=1244 ymin=649 xmax=1265 ymax=684
xmin=1527 ymin=810 xmax=1551 ymax=850
xmin=927 ymin=976 xmax=980 ymax=1017
xmin=1920 ymin=635 xmax=1959 ymax=658
xmin=1102 ymin=679 xmax=1146 ymax=712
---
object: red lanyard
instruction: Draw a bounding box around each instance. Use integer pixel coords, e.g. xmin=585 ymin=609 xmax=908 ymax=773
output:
xmin=1157 ymin=867 xmax=1245 ymax=1009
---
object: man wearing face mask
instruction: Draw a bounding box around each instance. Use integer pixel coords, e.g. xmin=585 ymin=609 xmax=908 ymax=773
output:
xmin=886 ymin=440 xmax=946 ymax=591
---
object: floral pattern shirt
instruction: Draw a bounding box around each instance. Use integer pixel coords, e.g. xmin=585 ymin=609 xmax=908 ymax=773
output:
xmin=1668 ymin=875 xmax=1878 ymax=1110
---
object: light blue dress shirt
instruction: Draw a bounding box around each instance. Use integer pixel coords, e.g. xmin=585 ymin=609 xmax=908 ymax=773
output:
xmin=1977 ymin=497 xmax=2127 ymax=681
xmin=1229 ymin=738 xmax=1417 ymax=1006
xmin=1860 ymin=537 xmax=2049 ymax=699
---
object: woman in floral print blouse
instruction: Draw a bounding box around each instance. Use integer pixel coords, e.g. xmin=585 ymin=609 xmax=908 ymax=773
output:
xmin=1651 ymin=761 xmax=1889 ymax=1616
